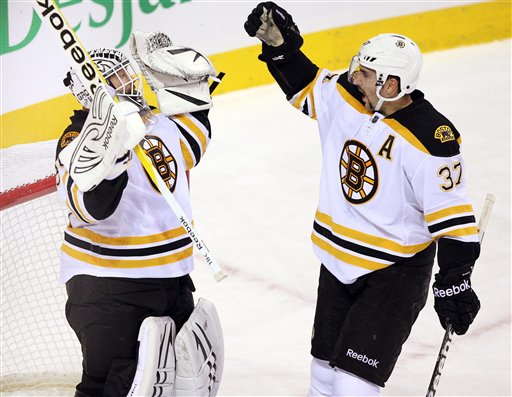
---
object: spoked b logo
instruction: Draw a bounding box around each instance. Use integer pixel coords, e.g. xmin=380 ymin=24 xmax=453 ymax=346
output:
xmin=340 ymin=140 xmax=378 ymax=204
xmin=141 ymin=135 xmax=178 ymax=193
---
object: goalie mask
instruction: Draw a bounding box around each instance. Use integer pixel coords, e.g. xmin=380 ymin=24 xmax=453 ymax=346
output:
xmin=64 ymin=48 xmax=145 ymax=109
xmin=348 ymin=33 xmax=423 ymax=111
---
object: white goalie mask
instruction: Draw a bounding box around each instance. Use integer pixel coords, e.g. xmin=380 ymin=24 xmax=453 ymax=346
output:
xmin=348 ymin=33 xmax=423 ymax=111
xmin=64 ymin=48 xmax=145 ymax=109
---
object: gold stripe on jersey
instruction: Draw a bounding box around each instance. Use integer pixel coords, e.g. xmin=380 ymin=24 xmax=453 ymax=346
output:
xmin=63 ymin=171 xmax=92 ymax=224
xmin=424 ymin=204 xmax=474 ymax=223
xmin=174 ymin=114 xmax=209 ymax=152
xmin=72 ymin=183 xmax=94 ymax=224
xmin=61 ymin=243 xmax=193 ymax=268
xmin=433 ymin=226 xmax=479 ymax=239
xmin=383 ymin=118 xmax=430 ymax=155
xmin=180 ymin=140 xmax=195 ymax=170
xmin=311 ymin=233 xmax=390 ymax=271
xmin=67 ymin=224 xmax=189 ymax=245
xmin=315 ymin=210 xmax=431 ymax=254
xmin=336 ymin=84 xmax=371 ymax=115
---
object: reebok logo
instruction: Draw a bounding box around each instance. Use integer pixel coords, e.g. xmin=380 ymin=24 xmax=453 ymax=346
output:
xmin=102 ymin=116 xmax=118 ymax=150
xmin=346 ymin=349 xmax=379 ymax=368
xmin=272 ymin=55 xmax=285 ymax=61
xmin=433 ymin=280 xmax=471 ymax=298
xmin=35 ymin=0 xmax=102 ymax=96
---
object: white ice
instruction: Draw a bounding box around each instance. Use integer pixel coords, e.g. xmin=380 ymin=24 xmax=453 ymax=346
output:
xmin=1 ymin=39 xmax=510 ymax=396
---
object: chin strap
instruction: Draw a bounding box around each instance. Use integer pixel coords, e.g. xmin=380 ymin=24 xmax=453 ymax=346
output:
xmin=374 ymin=84 xmax=408 ymax=112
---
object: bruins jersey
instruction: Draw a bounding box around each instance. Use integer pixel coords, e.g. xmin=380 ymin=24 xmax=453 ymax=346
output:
xmin=55 ymin=109 xmax=211 ymax=283
xmin=287 ymin=68 xmax=479 ymax=284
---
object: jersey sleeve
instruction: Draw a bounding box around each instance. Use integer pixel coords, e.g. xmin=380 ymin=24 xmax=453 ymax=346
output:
xmin=409 ymin=153 xmax=480 ymax=271
xmin=55 ymin=116 xmax=128 ymax=224
xmin=168 ymin=110 xmax=211 ymax=170
xmin=413 ymin=154 xmax=479 ymax=243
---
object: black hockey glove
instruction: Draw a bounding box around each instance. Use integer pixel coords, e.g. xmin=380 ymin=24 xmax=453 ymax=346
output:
xmin=432 ymin=265 xmax=480 ymax=335
xmin=244 ymin=1 xmax=303 ymax=63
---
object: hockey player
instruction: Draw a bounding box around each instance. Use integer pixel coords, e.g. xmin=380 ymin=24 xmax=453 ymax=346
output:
xmin=245 ymin=3 xmax=481 ymax=395
xmin=56 ymin=34 xmax=223 ymax=397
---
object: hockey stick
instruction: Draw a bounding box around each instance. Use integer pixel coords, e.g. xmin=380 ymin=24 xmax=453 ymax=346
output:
xmin=33 ymin=0 xmax=227 ymax=282
xmin=426 ymin=193 xmax=496 ymax=397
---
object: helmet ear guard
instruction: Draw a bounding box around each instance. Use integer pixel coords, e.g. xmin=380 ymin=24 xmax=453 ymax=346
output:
xmin=348 ymin=33 xmax=423 ymax=111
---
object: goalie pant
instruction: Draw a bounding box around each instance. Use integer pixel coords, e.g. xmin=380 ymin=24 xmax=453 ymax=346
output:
xmin=66 ymin=274 xmax=196 ymax=397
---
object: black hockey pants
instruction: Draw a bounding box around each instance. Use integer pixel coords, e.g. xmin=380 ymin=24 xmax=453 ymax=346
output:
xmin=65 ymin=274 xmax=195 ymax=397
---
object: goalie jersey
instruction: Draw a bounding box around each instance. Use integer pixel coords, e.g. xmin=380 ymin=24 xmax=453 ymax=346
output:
xmin=279 ymin=65 xmax=479 ymax=284
xmin=55 ymin=109 xmax=211 ymax=283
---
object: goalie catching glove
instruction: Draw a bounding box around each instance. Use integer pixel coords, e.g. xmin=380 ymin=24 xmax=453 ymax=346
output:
xmin=130 ymin=31 xmax=218 ymax=116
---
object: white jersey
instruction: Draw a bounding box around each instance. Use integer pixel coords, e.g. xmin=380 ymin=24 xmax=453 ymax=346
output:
xmin=290 ymin=69 xmax=479 ymax=284
xmin=56 ymin=111 xmax=211 ymax=283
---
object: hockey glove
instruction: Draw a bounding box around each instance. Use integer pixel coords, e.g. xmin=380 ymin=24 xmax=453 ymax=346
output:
xmin=130 ymin=31 xmax=217 ymax=116
xmin=244 ymin=1 xmax=303 ymax=63
xmin=432 ymin=265 xmax=480 ymax=335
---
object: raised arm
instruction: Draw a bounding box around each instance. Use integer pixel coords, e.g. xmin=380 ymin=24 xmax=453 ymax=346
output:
xmin=244 ymin=2 xmax=319 ymax=99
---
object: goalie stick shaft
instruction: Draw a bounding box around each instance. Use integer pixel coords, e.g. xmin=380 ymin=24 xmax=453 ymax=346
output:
xmin=33 ymin=0 xmax=227 ymax=282
xmin=426 ymin=193 xmax=496 ymax=396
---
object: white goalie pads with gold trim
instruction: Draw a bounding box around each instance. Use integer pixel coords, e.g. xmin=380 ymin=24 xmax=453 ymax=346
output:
xmin=59 ymin=84 xmax=146 ymax=192
xmin=130 ymin=31 xmax=217 ymax=116
xmin=174 ymin=298 xmax=224 ymax=397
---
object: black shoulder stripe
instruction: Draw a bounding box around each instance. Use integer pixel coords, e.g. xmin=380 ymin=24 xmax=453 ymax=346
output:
xmin=389 ymin=93 xmax=461 ymax=157
xmin=56 ymin=110 xmax=88 ymax=160
xmin=337 ymin=72 xmax=365 ymax=105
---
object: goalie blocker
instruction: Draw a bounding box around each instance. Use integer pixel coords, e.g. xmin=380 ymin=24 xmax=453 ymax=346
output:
xmin=58 ymin=83 xmax=147 ymax=192
xmin=127 ymin=298 xmax=224 ymax=397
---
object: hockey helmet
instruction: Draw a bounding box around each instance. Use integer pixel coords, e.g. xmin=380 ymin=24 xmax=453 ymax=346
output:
xmin=348 ymin=33 xmax=423 ymax=110
xmin=64 ymin=48 xmax=144 ymax=109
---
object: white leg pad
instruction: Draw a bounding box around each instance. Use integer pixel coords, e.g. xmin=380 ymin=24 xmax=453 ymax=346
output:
xmin=127 ymin=316 xmax=176 ymax=397
xmin=332 ymin=368 xmax=380 ymax=396
xmin=309 ymin=358 xmax=334 ymax=396
xmin=174 ymin=298 xmax=224 ymax=397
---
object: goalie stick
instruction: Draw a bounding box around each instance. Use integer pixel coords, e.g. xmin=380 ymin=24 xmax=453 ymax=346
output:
xmin=426 ymin=193 xmax=496 ymax=397
xmin=33 ymin=0 xmax=227 ymax=282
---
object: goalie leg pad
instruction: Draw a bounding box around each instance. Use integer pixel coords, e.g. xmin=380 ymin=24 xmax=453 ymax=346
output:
xmin=174 ymin=298 xmax=224 ymax=397
xmin=127 ymin=316 xmax=176 ymax=397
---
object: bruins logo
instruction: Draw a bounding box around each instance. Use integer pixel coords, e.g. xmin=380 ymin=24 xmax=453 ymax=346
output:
xmin=59 ymin=131 xmax=79 ymax=149
xmin=434 ymin=125 xmax=455 ymax=143
xmin=395 ymin=40 xmax=406 ymax=48
xmin=140 ymin=135 xmax=178 ymax=193
xmin=340 ymin=140 xmax=378 ymax=204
